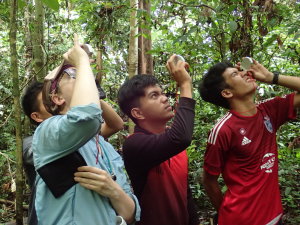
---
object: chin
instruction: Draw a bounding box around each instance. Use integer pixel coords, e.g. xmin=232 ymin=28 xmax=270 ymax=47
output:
xmin=168 ymin=112 xmax=175 ymax=120
xmin=252 ymin=83 xmax=258 ymax=91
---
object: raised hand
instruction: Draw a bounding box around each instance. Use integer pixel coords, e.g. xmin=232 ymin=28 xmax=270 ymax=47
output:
xmin=248 ymin=59 xmax=274 ymax=84
xmin=166 ymin=54 xmax=191 ymax=87
xmin=63 ymin=34 xmax=89 ymax=67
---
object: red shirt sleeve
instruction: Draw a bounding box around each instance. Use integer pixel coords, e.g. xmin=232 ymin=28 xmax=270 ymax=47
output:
xmin=204 ymin=126 xmax=231 ymax=176
xmin=258 ymin=93 xmax=296 ymax=131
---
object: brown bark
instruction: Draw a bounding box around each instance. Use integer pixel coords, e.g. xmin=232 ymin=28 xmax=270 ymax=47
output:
xmin=128 ymin=0 xmax=138 ymax=134
xmin=229 ymin=0 xmax=253 ymax=61
xmin=23 ymin=0 xmax=33 ymax=136
xmin=128 ymin=0 xmax=138 ymax=78
xmin=32 ymin=0 xmax=45 ymax=81
xmin=24 ymin=0 xmax=33 ymax=81
xmin=96 ymin=47 xmax=104 ymax=85
xmin=138 ymin=0 xmax=153 ymax=75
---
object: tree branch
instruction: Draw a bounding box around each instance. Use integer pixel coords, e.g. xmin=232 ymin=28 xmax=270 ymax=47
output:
xmin=171 ymin=0 xmax=215 ymax=11
xmin=0 ymin=198 xmax=28 ymax=209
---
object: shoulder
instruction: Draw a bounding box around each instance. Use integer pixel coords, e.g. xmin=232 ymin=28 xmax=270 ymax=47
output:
xmin=257 ymin=93 xmax=294 ymax=107
xmin=67 ymin=103 xmax=102 ymax=122
xmin=208 ymin=112 xmax=233 ymax=145
xmin=34 ymin=116 xmax=58 ymax=135
xmin=23 ymin=136 xmax=33 ymax=151
xmin=122 ymin=132 xmax=153 ymax=159
xmin=126 ymin=132 xmax=150 ymax=140
xmin=123 ymin=132 xmax=147 ymax=148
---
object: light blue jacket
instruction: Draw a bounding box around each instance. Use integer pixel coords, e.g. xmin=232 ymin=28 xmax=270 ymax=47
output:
xmin=32 ymin=104 xmax=140 ymax=225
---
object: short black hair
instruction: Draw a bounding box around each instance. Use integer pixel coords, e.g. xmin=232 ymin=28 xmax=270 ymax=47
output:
xmin=21 ymin=81 xmax=43 ymax=125
xmin=117 ymin=74 xmax=158 ymax=123
xmin=199 ymin=62 xmax=233 ymax=109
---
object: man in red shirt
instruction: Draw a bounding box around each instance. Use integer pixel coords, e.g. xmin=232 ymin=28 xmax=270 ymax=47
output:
xmin=117 ymin=55 xmax=199 ymax=225
xmin=199 ymin=59 xmax=300 ymax=225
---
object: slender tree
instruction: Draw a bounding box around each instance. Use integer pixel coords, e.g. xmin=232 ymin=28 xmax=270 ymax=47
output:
xmin=96 ymin=43 xmax=105 ymax=85
xmin=9 ymin=0 xmax=23 ymax=224
xmin=32 ymin=0 xmax=45 ymax=81
xmin=128 ymin=0 xmax=138 ymax=133
xmin=23 ymin=0 xmax=33 ymax=136
xmin=138 ymin=0 xmax=153 ymax=75
xmin=24 ymin=0 xmax=33 ymax=81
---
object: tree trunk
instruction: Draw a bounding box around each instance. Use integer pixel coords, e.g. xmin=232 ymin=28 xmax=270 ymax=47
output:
xmin=128 ymin=0 xmax=138 ymax=133
xmin=229 ymin=0 xmax=253 ymax=61
xmin=240 ymin=0 xmax=253 ymax=57
xmin=218 ymin=23 xmax=226 ymax=61
xmin=24 ymin=0 xmax=33 ymax=81
xmin=32 ymin=0 xmax=45 ymax=81
xmin=138 ymin=0 xmax=153 ymax=75
xmin=95 ymin=44 xmax=104 ymax=85
xmin=9 ymin=0 xmax=24 ymax=224
xmin=128 ymin=0 xmax=138 ymax=78
xmin=23 ymin=0 xmax=33 ymax=136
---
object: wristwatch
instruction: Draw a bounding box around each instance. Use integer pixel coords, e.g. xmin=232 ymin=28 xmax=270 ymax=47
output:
xmin=272 ymin=72 xmax=279 ymax=84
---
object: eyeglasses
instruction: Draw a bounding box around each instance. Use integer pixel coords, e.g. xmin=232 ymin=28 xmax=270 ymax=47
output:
xmin=63 ymin=68 xmax=76 ymax=79
xmin=50 ymin=68 xmax=76 ymax=94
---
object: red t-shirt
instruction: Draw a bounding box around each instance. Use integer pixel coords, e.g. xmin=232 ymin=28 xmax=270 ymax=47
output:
xmin=204 ymin=93 xmax=296 ymax=225
xmin=138 ymin=151 xmax=189 ymax=225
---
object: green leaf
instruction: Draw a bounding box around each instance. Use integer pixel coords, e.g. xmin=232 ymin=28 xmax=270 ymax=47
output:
xmin=288 ymin=27 xmax=297 ymax=35
xmin=294 ymin=32 xmax=300 ymax=41
xmin=264 ymin=34 xmax=277 ymax=47
xmin=285 ymin=187 xmax=291 ymax=196
xmin=211 ymin=20 xmax=218 ymax=29
xmin=42 ymin=0 xmax=59 ymax=11
xmin=221 ymin=185 xmax=228 ymax=193
xmin=268 ymin=18 xmax=278 ymax=27
xmin=18 ymin=0 xmax=26 ymax=9
xmin=104 ymin=2 xmax=113 ymax=8
xmin=229 ymin=21 xmax=238 ymax=33
xmin=227 ymin=5 xmax=237 ymax=12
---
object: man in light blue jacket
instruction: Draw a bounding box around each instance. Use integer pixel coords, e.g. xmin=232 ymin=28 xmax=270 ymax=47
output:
xmin=31 ymin=34 xmax=140 ymax=225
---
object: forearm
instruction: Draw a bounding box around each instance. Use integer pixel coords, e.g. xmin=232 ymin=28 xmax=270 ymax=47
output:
xmin=204 ymin=183 xmax=223 ymax=211
xmin=169 ymin=97 xmax=195 ymax=148
xmin=203 ymin=172 xmax=223 ymax=211
xmin=276 ymin=74 xmax=300 ymax=92
xmin=179 ymin=81 xmax=193 ymax=99
xmin=100 ymin=100 xmax=124 ymax=139
xmin=250 ymin=60 xmax=300 ymax=92
xmin=74 ymin=166 xmax=136 ymax=223
xmin=109 ymin=188 xmax=136 ymax=224
xmin=71 ymin=60 xmax=100 ymax=108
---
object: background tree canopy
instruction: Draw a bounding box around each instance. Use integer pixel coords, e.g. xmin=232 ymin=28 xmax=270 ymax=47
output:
xmin=0 ymin=0 xmax=299 ymax=224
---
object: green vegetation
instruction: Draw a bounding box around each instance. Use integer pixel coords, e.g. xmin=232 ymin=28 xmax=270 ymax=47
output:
xmin=0 ymin=0 xmax=299 ymax=224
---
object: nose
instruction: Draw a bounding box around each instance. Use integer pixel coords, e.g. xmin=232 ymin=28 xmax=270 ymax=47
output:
xmin=240 ymin=71 xmax=247 ymax=77
xmin=161 ymin=94 xmax=168 ymax=103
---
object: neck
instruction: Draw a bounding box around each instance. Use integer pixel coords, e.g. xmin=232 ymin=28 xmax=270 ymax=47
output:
xmin=138 ymin=120 xmax=167 ymax=134
xmin=59 ymin=104 xmax=69 ymax=115
xmin=230 ymin=98 xmax=257 ymax=116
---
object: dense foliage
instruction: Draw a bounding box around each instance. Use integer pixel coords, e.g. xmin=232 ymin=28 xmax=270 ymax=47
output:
xmin=0 ymin=0 xmax=299 ymax=224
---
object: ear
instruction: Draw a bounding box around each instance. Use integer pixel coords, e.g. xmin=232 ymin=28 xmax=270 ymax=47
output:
xmin=51 ymin=94 xmax=65 ymax=106
xmin=131 ymin=107 xmax=145 ymax=120
xmin=30 ymin=112 xmax=44 ymax=123
xmin=221 ymin=89 xmax=233 ymax=99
